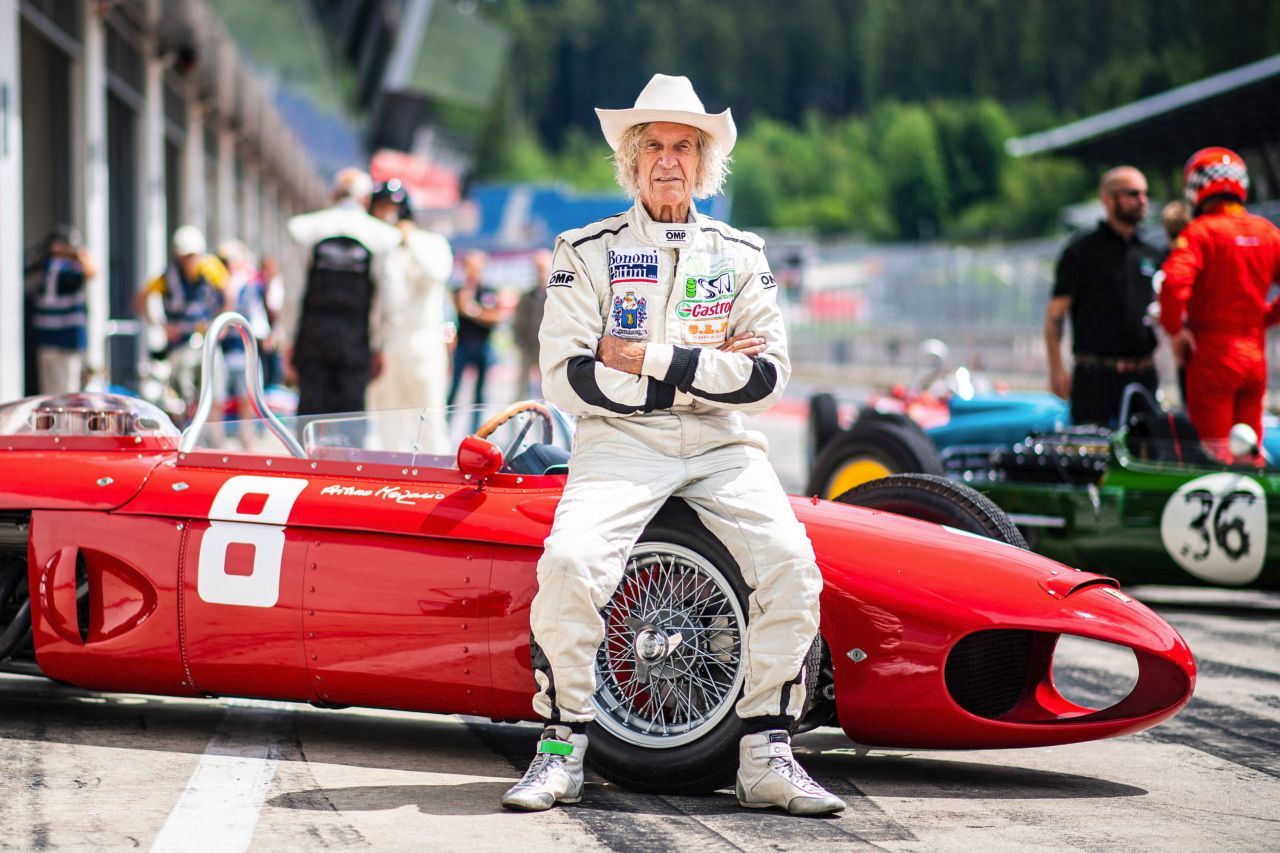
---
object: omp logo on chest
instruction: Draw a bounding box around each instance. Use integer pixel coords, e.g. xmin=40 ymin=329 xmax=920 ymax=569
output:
xmin=608 ymin=249 xmax=660 ymax=285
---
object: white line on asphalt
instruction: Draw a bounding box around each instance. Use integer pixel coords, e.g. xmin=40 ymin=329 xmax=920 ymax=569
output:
xmin=150 ymin=699 xmax=292 ymax=853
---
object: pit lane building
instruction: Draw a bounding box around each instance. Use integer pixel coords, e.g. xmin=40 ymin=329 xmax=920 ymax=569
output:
xmin=0 ymin=0 xmax=329 ymax=401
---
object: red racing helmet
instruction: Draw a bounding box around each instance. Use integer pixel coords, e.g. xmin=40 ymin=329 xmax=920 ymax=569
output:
xmin=1183 ymin=147 xmax=1249 ymax=209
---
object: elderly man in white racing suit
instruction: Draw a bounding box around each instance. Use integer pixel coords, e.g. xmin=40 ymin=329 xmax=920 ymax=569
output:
xmin=501 ymin=74 xmax=844 ymax=817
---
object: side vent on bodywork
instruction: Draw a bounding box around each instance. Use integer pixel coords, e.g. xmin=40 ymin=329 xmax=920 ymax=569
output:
xmin=944 ymin=629 xmax=1033 ymax=719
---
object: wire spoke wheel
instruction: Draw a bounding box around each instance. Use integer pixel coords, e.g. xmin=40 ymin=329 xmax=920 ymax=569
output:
xmin=592 ymin=541 xmax=746 ymax=748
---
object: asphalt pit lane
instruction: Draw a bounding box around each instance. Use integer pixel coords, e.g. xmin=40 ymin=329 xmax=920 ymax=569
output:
xmin=1052 ymin=635 xmax=1139 ymax=710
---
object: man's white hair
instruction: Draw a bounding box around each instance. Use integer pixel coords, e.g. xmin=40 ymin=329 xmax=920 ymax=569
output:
xmin=332 ymin=167 xmax=373 ymax=203
xmin=612 ymin=123 xmax=731 ymax=200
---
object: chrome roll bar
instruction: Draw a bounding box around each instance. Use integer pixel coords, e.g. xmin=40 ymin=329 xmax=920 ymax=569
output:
xmin=179 ymin=312 xmax=307 ymax=458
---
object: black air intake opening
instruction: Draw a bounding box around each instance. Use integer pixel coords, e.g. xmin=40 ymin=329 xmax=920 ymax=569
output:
xmin=945 ymin=629 xmax=1033 ymax=719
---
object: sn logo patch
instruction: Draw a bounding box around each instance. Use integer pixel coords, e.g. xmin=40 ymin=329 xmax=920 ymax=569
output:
xmin=690 ymin=271 xmax=735 ymax=301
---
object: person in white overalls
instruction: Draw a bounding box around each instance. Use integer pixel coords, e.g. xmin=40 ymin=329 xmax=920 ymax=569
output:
xmin=365 ymin=179 xmax=454 ymax=455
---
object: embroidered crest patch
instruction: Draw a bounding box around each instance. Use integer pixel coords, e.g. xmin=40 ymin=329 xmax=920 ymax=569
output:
xmin=611 ymin=291 xmax=649 ymax=339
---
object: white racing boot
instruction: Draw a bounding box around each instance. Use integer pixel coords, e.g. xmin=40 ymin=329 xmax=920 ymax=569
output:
xmin=500 ymin=725 xmax=588 ymax=811
xmin=736 ymin=730 xmax=846 ymax=816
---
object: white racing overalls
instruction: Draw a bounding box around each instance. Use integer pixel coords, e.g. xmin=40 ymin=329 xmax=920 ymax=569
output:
xmin=366 ymin=228 xmax=454 ymax=454
xmin=531 ymin=199 xmax=822 ymax=726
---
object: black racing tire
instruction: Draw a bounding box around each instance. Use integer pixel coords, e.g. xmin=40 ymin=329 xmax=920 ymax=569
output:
xmin=587 ymin=501 xmax=820 ymax=794
xmin=807 ymin=392 xmax=841 ymax=470
xmin=805 ymin=413 xmax=944 ymax=500
xmin=836 ymin=474 xmax=1028 ymax=550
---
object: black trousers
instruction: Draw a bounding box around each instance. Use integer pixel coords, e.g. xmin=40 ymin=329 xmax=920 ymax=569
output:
xmin=1070 ymin=363 xmax=1158 ymax=427
xmin=295 ymin=349 xmax=370 ymax=417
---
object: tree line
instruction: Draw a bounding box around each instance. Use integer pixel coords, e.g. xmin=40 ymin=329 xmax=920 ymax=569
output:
xmin=475 ymin=0 xmax=1280 ymax=238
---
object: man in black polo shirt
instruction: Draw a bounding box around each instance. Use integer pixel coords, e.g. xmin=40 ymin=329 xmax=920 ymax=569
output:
xmin=1045 ymin=166 xmax=1161 ymax=425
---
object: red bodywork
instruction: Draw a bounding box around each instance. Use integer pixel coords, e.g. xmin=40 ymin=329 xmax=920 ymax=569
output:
xmin=4 ymin=434 xmax=1195 ymax=749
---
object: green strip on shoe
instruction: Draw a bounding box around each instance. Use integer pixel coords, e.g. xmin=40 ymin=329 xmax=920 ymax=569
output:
xmin=537 ymin=738 xmax=574 ymax=756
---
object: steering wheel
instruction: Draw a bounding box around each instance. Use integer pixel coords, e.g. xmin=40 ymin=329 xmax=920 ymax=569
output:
xmin=474 ymin=400 xmax=557 ymax=461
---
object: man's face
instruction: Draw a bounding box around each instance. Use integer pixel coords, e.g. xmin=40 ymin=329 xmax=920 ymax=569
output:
xmin=371 ymin=200 xmax=399 ymax=224
xmin=636 ymin=122 xmax=700 ymax=213
xmin=178 ymin=253 xmax=201 ymax=280
xmin=1104 ymin=171 xmax=1149 ymax=226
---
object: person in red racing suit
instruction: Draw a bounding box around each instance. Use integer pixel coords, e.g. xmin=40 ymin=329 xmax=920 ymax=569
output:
xmin=1159 ymin=147 xmax=1280 ymax=459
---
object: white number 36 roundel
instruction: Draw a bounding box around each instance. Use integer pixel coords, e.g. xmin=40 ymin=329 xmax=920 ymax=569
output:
xmin=197 ymin=475 xmax=308 ymax=607
xmin=1159 ymin=472 xmax=1267 ymax=586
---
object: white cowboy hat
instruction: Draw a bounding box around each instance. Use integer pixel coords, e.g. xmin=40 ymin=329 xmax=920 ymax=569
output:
xmin=596 ymin=74 xmax=737 ymax=153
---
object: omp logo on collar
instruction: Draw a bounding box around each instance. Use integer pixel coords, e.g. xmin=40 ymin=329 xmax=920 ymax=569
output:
xmin=663 ymin=228 xmax=691 ymax=243
xmin=547 ymin=270 xmax=576 ymax=287
xmin=608 ymin=248 xmax=659 ymax=285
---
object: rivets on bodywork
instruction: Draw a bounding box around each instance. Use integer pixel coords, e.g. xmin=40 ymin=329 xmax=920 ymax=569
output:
xmin=265 ymin=459 xmax=272 ymax=467
xmin=412 ymin=469 xmax=418 ymax=476
xmin=172 ymin=482 xmax=189 ymax=492
xmin=402 ymin=468 xmax=408 ymax=475
xmin=97 ymin=477 xmax=113 ymax=487
xmin=516 ymin=477 xmax=524 ymax=484
xmin=847 ymin=648 xmax=867 ymax=663
xmin=176 ymin=523 xmax=184 ymax=531
xmin=222 ymin=457 xmax=229 ymax=463
xmin=356 ymin=465 xmax=363 ymax=472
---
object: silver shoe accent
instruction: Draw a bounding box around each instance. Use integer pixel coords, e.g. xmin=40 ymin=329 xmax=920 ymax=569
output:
xmin=736 ymin=730 xmax=846 ymax=816
xmin=500 ymin=725 xmax=588 ymax=812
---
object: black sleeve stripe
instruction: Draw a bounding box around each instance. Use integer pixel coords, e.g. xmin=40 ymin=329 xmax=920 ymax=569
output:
xmin=571 ymin=220 xmax=630 ymax=248
xmin=567 ymin=355 xmax=645 ymax=414
xmin=699 ymin=226 xmax=762 ymax=252
xmin=567 ymin=354 xmax=675 ymax=414
xmin=691 ymin=357 xmax=779 ymax=404
xmin=646 ymin=378 xmax=676 ymax=411
xmin=663 ymin=346 xmax=701 ymax=392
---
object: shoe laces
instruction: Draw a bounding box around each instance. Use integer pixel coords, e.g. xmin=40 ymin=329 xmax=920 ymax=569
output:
xmin=519 ymin=751 xmax=565 ymax=787
xmin=769 ymin=754 xmax=822 ymax=793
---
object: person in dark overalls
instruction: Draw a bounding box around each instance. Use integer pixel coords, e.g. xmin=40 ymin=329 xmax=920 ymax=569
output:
xmin=284 ymin=168 xmax=401 ymax=418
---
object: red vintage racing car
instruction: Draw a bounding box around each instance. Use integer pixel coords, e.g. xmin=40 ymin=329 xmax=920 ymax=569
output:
xmin=0 ymin=316 xmax=1195 ymax=793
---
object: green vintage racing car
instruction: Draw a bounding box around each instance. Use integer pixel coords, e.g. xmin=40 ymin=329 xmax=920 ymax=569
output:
xmin=808 ymin=384 xmax=1280 ymax=589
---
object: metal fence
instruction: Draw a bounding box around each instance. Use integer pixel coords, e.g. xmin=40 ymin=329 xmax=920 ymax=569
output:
xmin=781 ymin=235 xmax=1280 ymax=407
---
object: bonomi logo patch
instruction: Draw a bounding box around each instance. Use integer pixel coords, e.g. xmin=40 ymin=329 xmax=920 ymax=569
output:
xmin=608 ymin=249 xmax=659 ymax=285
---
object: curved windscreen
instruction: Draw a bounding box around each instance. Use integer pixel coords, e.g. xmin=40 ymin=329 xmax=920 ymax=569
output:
xmin=185 ymin=401 xmax=576 ymax=474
